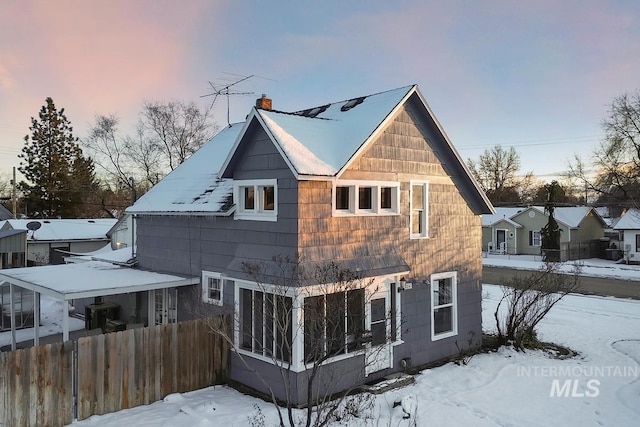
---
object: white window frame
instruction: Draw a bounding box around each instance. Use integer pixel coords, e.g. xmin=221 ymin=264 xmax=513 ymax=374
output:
xmin=529 ymin=230 xmax=542 ymax=246
xmin=202 ymin=271 xmax=223 ymax=306
xmin=234 ymin=179 xmax=278 ymax=222
xmin=332 ymin=180 xmax=400 ymax=216
xmin=410 ymin=181 xmax=429 ymax=239
xmin=430 ymin=271 xmax=457 ymax=340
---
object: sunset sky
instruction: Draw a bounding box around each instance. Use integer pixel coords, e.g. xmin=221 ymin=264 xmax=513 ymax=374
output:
xmin=1 ymin=0 xmax=639 ymax=184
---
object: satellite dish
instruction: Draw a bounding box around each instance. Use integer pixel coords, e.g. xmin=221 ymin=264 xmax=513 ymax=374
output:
xmin=26 ymin=221 xmax=41 ymax=231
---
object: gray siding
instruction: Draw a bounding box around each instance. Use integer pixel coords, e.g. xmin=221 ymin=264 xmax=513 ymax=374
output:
xmin=136 ymin=124 xmax=299 ymax=279
xmin=135 ymin=101 xmax=485 ymax=405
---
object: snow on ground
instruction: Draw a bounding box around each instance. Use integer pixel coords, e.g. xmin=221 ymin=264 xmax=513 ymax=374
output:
xmin=0 ymin=296 xmax=84 ymax=348
xmin=483 ymin=253 xmax=640 ymax=282
xmin=62 ymin=257 xmax=640 ymax=427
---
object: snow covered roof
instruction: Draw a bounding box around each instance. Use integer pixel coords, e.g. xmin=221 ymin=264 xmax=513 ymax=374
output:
xmin=1 ymin=219 xmax=117 ymax=241
xmin=0 ymin=261 xmax=198 ymax=300
xmin=552 ymin=206 xmax=595 ymax=228
xmin=128 ymin=124 xmax=242 ymax=214
xmin=484 ymin=206 xmax=602 ymax=229
xmin=482 ymin=207 xmax=526 ymax=227
xmin=613 ymin=208 xmax=640 ymax=230
xmin=243 ymin=86 xmax=414 ymax=176
xmin=128 ymin=84 xmax=493 ymax=215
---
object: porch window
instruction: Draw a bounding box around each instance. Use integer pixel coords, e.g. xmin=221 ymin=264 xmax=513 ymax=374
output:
xmin=303 ymin=289 xmax=365 ymax=362
xmin=410 ymin=181 xmax=429 ymax=238
xmin=529 ymin=230 xmax=541 ymax=246
xmin=431 ymin=272 xmax=457 ymax=340
xmin=202 ymin=272 xmax=223 ymax=306
xmin=234 ymin=179 xmax=278 ymax=221
xmin=239 ymin=288 xmax=292 ymax=363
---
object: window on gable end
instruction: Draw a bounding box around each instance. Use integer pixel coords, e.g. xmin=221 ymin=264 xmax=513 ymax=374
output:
xmin=235 ymin=179 xmax=278 ymax=221
xmin=410 ymin=181 xmax=429 ymax=238
xmin=333 ymin=181 xmax=399 ymax=216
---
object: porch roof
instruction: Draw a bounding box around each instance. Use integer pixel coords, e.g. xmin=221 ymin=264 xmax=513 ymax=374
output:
xmin=0 ymin=261 xmax=199 ymax=300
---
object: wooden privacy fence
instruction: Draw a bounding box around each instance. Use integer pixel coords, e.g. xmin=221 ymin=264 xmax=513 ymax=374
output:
xmin=1 ymin=317 xmax=230 ymax=427
xmin=0 ymin=341 xmax=74 ymax=426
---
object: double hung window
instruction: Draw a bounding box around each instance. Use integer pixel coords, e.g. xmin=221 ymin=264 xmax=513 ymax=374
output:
xmin=431 ymin=272 xmax=457 ymax=340
xmin=410 ymin=181 xmax=429 ymax=238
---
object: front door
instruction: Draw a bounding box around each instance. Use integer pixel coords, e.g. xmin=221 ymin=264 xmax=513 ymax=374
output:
xmin=365 ymin=287 xmax=392 ymax=376
xmin=496 ymin=229 xmax=507 ymax=253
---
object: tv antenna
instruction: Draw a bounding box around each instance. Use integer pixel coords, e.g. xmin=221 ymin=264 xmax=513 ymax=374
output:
xmin=201 ymin=74 xmax=255 ymax=127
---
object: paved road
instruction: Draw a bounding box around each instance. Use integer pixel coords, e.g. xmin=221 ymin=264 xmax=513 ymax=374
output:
xmin=483 ymin=266 xmax=640 ymax=300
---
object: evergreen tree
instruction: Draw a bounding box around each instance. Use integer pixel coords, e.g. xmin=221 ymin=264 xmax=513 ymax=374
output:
xmin=540 ymin=181 xmax=563 ymax=262
xmin=19 ymin=97 xmax=97 ymax=218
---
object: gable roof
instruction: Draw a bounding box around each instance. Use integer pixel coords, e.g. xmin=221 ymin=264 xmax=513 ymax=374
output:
xmin=482 ymin=207 xmax=527 ymax=227
xmin=1 ymin=219 xmax=116 ymax=241
xmin=128 ymin=84 xmax=493 ymax=215
xmin=613 ymin=208 xmax=640 ymax=230
xmin=128 ymin=123 xmax=242 ymax=214
xmin=485 ymin=206 xmax=605 ymax=229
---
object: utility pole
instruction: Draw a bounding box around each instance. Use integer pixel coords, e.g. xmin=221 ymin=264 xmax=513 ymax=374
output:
xmin=12 ymin=166 xmax=16 ymax=218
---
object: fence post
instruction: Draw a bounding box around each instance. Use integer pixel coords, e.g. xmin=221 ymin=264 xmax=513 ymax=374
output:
xmin=72 ymin=339 xmax=79 ymax=421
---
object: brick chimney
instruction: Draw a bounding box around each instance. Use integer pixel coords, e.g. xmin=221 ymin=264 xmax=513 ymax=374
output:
xmin=256 ymin=94 xmax=272 ymax=111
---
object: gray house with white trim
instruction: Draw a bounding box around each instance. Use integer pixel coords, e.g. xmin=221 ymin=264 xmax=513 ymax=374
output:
xmin=127 ymin=85 xmax=494 ymax=405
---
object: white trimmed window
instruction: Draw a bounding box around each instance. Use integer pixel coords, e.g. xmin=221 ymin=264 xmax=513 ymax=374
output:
xmin=239 ymin=287 xmax=293 ymax=363
xmin=234 ymin=179 xmax=277 ymax=221
xmin=202 ymin=272 xmax=223 ymax=305
xmin=410 ymin=181 xmax=429 ymax=238
xmin=529 ymin=230 xmax=541 ymax=246
xmin=333 ymin=181 xmax=400 ymax=216
xmin=430 ymin=272 xmax=457 ymax=340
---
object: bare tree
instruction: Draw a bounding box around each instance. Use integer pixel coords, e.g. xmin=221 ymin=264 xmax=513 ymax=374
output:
xmin=194 ymin=256 xmax=394 ymax=427
xmin=494 ymin=262 xmax=581 ymax=349
xmin=141 ymin=100 xmax=217 ymax=171
xmin=570 ymin=91 xmax=640 ymax=212
xmin=83 ymin=100 xmax=217 ymax=193
xmin=467 ymin=145 xmax=531 ymax=205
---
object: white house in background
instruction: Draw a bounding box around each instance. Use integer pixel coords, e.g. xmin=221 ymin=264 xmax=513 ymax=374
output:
xmin=482 ymin=206 xmax=606 ymax=260
xmin=0 ymin=218 xmax=117 ymax=265
xmin=612 ymin=208 xmax=640 ymax=263
xmin=106 ymin=214 xmax=135 ymax=250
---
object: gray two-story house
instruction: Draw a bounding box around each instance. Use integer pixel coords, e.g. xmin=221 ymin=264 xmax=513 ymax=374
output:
xmin=127 ymin=85 xmax=494 ymax=405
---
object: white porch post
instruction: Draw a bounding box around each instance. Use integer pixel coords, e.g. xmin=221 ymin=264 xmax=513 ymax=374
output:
xmin=62 ymin=301 xmax=69 ymax=342
xmin=10 ymin=283 xmax=16 ymax=351
xmin=33 ymin=290 xmax=40 ymax=346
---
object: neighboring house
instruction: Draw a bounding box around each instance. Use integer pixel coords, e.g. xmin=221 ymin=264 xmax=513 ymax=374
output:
xmin=612 ymin=208 xmax=640 ymax=263
xmin=0 ymin=218 xmax=116 ymax=265
xmin=0 ymin=204 xmax=13 ymax=220
xmin=0 ymin=218 xmax=116 ymax=331
xmin=107 ymin=213 xmax=135 ymax=250
xmin=126 ymin=85 xmax=494 ymax=405
xmin=482 ymin=206 xmax=606 ymax=260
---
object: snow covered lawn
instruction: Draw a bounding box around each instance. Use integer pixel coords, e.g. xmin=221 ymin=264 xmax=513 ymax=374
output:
xmin=67 ymin=285 xmax=640 ymax=426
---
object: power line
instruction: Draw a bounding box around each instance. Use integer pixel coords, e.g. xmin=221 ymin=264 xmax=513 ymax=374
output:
xmin=456 ymin=135 xmax=602 ymax=151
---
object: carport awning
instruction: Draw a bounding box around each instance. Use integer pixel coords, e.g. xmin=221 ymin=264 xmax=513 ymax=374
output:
xmin=0 ymin=261 xmax=199 ymax=300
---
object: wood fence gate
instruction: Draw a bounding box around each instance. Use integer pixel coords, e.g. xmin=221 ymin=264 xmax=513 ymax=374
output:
xmin=1 ymin=318 xmax=229 ymax=427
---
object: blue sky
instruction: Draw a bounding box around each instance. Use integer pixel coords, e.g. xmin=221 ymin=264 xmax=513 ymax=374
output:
xmin=1 ymin=0 xmax=639 ymax=183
